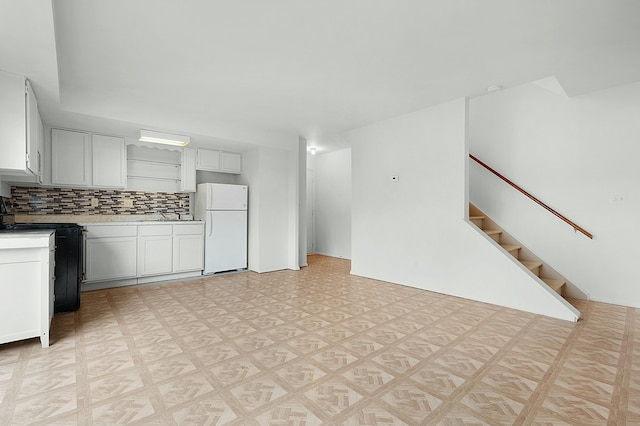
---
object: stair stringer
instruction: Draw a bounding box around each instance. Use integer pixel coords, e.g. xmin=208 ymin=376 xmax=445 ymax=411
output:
xmin=464 ymin=219 xmax=580 ymax=322
xmin=470 ymin=204 xmax=589 ymax=301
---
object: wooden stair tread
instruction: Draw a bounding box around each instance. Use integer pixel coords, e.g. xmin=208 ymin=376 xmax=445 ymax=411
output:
xmin=484 ymin=229 xmax=501 ymax=235
xmin=521 ymin=260 xmax=542 ymax=270
xmin=542 ymin=278 xmax=565 ymax=292
xmin=500 ymin=244 xmax=521 ymax=251
xmin=469 ymin=216 xmax=485 ymax=220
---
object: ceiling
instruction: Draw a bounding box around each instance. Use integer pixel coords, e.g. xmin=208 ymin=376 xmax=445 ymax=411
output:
xmin=2 ymin=1 xmax=640 ymax=152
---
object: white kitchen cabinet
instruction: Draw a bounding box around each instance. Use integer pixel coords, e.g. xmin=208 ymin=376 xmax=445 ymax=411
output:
xmin=220 ymin=151 xmax=242 ymax=173
xmin=85 ymin=225 xmax=137 ymax=282
xmin=34 ymin=107 xmax=44 ymax=183
xmin=173 ymin=223 xmax=204 ymax=272
xmin=138 ymin=225 xmax=173 ymax=276
xmin=83 ymin=222 xmax=204 ymax=289
xmin=181 ymin=147 xmax=197 ymax=192
xmin=51 ymin=129 xmax=127 ymax=188
xmin=196 ymin=148 xmax=242 ymax=174
xmin=92 ymin=134 xmax=127 ymax=187
xmin=196 ymin=148 xmax=220 ymax=171
xmin=0 ymin=71 xmax=42 ymax=177
xmin=51 ymin=129 xmax=91 ymax=186
xmin=0 ymin=230 xmax=54 ymax=348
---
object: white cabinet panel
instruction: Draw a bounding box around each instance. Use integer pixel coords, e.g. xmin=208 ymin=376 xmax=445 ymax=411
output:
xmin=51 ymin=129 xmax=128 ymax=188
xmin=0 ymin=232 xmax=54 ymax=348
xmin=92 ymin=134 xmax=126 ymax=188
xmin=181 ymin=147 xmax=196 ymax=192
xmin=86 ymin=237 xmax=137 ymax=281
xmin=0 ymin=71 xmax=25 ymax=173
xmin=196 ymin=148 xmax=220 ymax=171
xmin=25 ymin=80 xmax=39 ymax=175
xmin=51 ymin=129 xmax=91 ymax=186
xmin=138 ymin=225 xmax=173 ymax=276
xmin=83 ymin=223 xmax=204 ymax=287
xmin=138 ymin=236 xmax=173 ymax=276
xmin=0 ymin=72 xmax=41 ymax=176
xmin=173 ymin=223 xmax=204 ymax=272
xmin=220 ymin=151 xmax=242 ymax=173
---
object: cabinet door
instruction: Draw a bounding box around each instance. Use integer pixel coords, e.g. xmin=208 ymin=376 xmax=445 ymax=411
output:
xmin=51 ymin=129 xmax=91 ymax=186
xmin=181 ymin=147 xmax=196 ymax=192
xmin=92 ymin=134 xmax=126 ymax=187
xmin=36 ymin=110 xmax=44 ymax=184
xmin=220 ymin=151 xmax=242 ymax=174
xmin=173 ymin=234 xmax=204 ymax=272
xmin=85 ymin=237 xmax=137 ymax=281
xmin=25 ymin=80 xmax=39 ymax=175
xmin=196 ymin=148 xmax=220 ymax=171
xmin=0 ymin=71 xmax=27 ymax=173
xmin=138 ymin=235 xmax=173 ymax=276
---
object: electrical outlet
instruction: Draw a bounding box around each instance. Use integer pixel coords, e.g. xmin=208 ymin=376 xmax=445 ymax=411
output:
xmin=123 ymin=199 xmax=134 ymax=208
xmin=391 ymin=175 xmax=399 ymax=182
xmin=90 ymin=198 xmax=99 ymax=207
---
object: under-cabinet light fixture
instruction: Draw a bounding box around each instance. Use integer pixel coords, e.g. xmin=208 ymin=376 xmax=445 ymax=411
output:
xmin=309 ymin=147 xmax=317 ymax=155
xmin=138 ymin=130 xmax=190 ymax=146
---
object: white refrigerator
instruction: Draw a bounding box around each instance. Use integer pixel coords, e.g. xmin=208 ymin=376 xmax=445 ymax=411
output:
xmin=195 ymin=183 xmax=248 ymax=274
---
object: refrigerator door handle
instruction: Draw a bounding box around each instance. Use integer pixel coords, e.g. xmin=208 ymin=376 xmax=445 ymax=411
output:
xmin=208 ymin=211 xmax=214 ymax=237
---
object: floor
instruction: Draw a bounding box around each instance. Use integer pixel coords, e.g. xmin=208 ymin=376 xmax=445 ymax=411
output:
xmin=0 ymin=255 xmax=638 ymax=425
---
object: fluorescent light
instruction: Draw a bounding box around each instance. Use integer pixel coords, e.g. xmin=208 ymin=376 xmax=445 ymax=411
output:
xmin=139 ymin=130 xmax=190 ymax=146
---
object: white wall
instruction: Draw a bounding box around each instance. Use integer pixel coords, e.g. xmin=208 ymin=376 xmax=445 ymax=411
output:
xmin=313 ymin=148 xmax=352 ymax=259
xmin=469 ymin=81 xmax=640 ymax=307
xmin=348 ymin=98 xmax=577 ymax=321
xmin=298 ymin=137 xmax=307 ymax=267
xmin=196 ymin=170 xmax=238 ymax=185
xmin=238 ymin=145 xmax=299 ymax=273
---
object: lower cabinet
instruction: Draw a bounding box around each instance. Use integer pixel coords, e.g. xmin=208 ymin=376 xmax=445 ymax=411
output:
xmin=138 ymin=225 xmax=173 ymax=276
xmin=173 ymin=224 xmax=204 ymax=272
xmin=85 ymin=225 xmax=138 ymax=282
xmin=84 ymin=223 xmax=204 ymax=289
xmin=0 ymin=231 xmax=55 ymax=348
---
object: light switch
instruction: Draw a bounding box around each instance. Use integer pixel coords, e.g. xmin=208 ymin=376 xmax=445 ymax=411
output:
xmin=611 ymin=194 xmax=626 ymax=204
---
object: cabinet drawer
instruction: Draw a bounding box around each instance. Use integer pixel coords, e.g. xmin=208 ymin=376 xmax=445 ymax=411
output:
xmin=139 ymin=224 xmax=173 ymax=237
xmin=86 ymin=225 xmax=137 ymax=238
xmin=173 ymin=223 xmax=204 ymax=236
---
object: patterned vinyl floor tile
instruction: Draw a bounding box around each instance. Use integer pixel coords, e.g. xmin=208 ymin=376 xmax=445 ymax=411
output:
xmin=0 ymin=254 xmax=638 ymax=424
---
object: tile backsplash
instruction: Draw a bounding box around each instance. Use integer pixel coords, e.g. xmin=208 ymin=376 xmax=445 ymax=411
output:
xmin=11 ymin=186 xmax=189 ymax=215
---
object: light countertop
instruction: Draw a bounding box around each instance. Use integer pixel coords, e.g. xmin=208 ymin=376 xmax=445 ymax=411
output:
xmin=13 ymin=214 xmax=201 ymax=226
xmin=80 ymin=221 xmax=203 ymax=226
xmin=0 ymin=229 xmax=54 ymax=249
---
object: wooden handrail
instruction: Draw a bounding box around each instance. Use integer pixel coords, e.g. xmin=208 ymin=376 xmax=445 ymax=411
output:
xmin=469 ymin=154 xmax=593 ymax=239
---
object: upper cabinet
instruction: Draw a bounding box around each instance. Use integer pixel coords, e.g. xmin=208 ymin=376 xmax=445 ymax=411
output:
xmin=196 ymin=148 xmax=242 ymax=174
xmin=0 ymin=71 xmax=43 ymax=178
xmin=51 ymin=129 xmax=90 ymax=186
xmin=196 ymin=148 xmax=220 ymax=171
xmin=51 ymin=129 xmax=126 ymax=188
xmin=181 ymin=147 xmax=196 ymax=192
xmin=220 ymin=151 xmax=242 ymax=173
xmin=92 ymin=134 xmax=127 ymax=187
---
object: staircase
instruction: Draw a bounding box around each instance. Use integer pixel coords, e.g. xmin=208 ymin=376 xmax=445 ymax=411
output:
xmin=469 ymin=204 xmax=568 ymax=298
